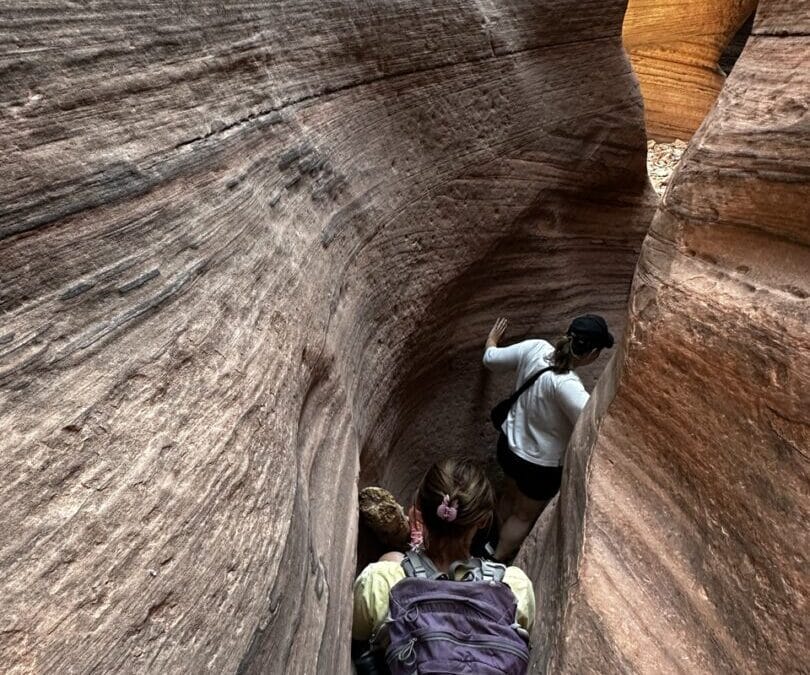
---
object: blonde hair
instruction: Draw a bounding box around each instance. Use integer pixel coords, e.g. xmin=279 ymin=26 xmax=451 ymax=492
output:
xmin=416 ymin=457 xmax=494 ymax=536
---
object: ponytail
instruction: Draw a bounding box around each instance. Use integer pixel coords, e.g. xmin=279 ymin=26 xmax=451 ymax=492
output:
xmin=551 ymin=335 xmax=576 ymax=373
xmin=416 ymin=458 xmax=494 ymax=537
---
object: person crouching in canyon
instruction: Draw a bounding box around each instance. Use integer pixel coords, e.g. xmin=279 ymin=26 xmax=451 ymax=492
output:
xmin=352 ymin=458 xmax=534 ymax=674
xmin=482 ymin=314 xmax=614 ymax=563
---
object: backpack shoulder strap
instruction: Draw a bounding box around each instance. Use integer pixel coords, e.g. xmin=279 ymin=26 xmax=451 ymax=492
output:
xmin=401 ymin=550 xmax=427 ymax=578
xmin=447 ymin=557 xmax=507 ymax=582
xmin=480 ymin=559 xmax=507 ymax=583
xmin=402 ymin=552 xmax=506 ymax=582
xmin=402 ymin=550 xmax=445 ymax=580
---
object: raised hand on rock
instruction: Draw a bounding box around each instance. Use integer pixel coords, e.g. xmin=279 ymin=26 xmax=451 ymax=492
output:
xmin=486 ymin=317 xmax=508 ymax=349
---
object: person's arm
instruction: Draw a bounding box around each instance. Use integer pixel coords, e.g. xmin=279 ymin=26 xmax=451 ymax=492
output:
xmin=503 ymin=566 xmax=536 ymax=631
xmin=556 ymin=375 xmax=590 ymax=425
xmin=483 ymin=317 xmax=525 ymax=372
xmin=351 ymin=563 xmax=401 ymax=641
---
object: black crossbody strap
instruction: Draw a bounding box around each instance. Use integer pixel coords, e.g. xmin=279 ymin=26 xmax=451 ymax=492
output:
xmin=507 ymin=366 xmax=551 ymax=408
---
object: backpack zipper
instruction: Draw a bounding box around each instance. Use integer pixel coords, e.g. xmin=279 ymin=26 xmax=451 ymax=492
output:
xmin=419 ymin=631 xmax=530 ymax=661
xmin=394 ymin=592 xmax=507 ymax=622
xmin=387 ymin=631 xmax=529 ymax=665
xmin=387 ymin=637 xmax=417 ymax=667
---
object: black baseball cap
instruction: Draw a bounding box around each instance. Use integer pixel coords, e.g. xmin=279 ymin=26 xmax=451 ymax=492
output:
xmin=567 ymin=314 xmax=614 ymax=355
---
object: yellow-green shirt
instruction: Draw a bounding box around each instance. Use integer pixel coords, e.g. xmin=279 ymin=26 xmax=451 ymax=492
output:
xmin=352 ymin=560 xmax=536 ymax=641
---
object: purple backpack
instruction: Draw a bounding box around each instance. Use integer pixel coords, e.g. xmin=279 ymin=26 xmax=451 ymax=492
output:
xmin=384 ymin=550 xmax=530 ymax=675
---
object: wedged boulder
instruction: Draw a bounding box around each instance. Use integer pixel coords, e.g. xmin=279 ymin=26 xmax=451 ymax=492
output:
xmin=528 ymin=2 xmax=809 ymax=672
xmin=0 ymin=1 xmax=654 ymax=672
xmin=623 ymin=0 xmax=757 ymax=140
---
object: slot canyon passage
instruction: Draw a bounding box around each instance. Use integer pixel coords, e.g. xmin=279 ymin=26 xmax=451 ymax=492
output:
xmin=0 ymin=0 xmax=807 ymax=673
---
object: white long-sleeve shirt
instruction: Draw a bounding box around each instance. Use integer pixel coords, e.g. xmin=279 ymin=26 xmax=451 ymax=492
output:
xmin=483 ymin=339 xmax=589 ymax=467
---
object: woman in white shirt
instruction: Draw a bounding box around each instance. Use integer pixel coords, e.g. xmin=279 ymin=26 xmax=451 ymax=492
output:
xmin=482 ymin=314 xmax=614 ymax=562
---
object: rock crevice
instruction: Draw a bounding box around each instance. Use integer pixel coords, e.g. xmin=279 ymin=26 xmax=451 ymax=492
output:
xmin=2 ymin=1 xmax=806 ymax=673
xmin=1 ymin=1 xmax=654 ymax=671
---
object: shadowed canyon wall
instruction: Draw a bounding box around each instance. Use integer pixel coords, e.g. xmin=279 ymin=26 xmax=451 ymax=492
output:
xmin=526 ymin=1 xmax=809 ymax=672
xmin=0 ymin=1 xmax=655 ymax=671
xmin=623 ymin=0 xmax=758 ymax=140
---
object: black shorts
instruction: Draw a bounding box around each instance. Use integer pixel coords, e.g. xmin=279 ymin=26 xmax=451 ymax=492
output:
xmin=497 ymin=433 xmax=562 ymax=502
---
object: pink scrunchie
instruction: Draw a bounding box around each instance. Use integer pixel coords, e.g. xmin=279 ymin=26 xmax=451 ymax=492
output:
xmin=436 ymin=494 xmax=458 ymax=522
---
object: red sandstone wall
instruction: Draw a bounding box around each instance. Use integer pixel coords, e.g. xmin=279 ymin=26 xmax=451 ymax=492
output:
xmin=527 ymin=2 xmax=809 ymax=671
xmin=623 ymin=0 xmax=758 ymax=140
xmin=0 ymin=1 xmax=654 ymax=671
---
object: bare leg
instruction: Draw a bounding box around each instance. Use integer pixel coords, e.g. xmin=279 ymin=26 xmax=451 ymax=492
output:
xmin=497 ymin=477 xmax=519 ymax=528
xmin=494 ymin=491 xmax=548 ymax=562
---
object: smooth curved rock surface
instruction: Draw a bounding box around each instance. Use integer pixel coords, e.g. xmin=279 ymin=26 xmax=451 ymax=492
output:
xmin=0 ymin=1 xmax=654 ymax=672
xmin=623 ymin=0 xmax=757 ymax=140
xmin=529 ymin=2 xmax=809 ymax=672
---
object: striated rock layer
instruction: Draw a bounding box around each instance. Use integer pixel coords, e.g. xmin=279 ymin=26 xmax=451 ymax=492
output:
xmin=623 ymin=0 xmax=757 ymax=140
xmin=529 ymin=1 xmax=809 ymax=672
xmin=0 ymin=1 xmax=654 ymax=672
